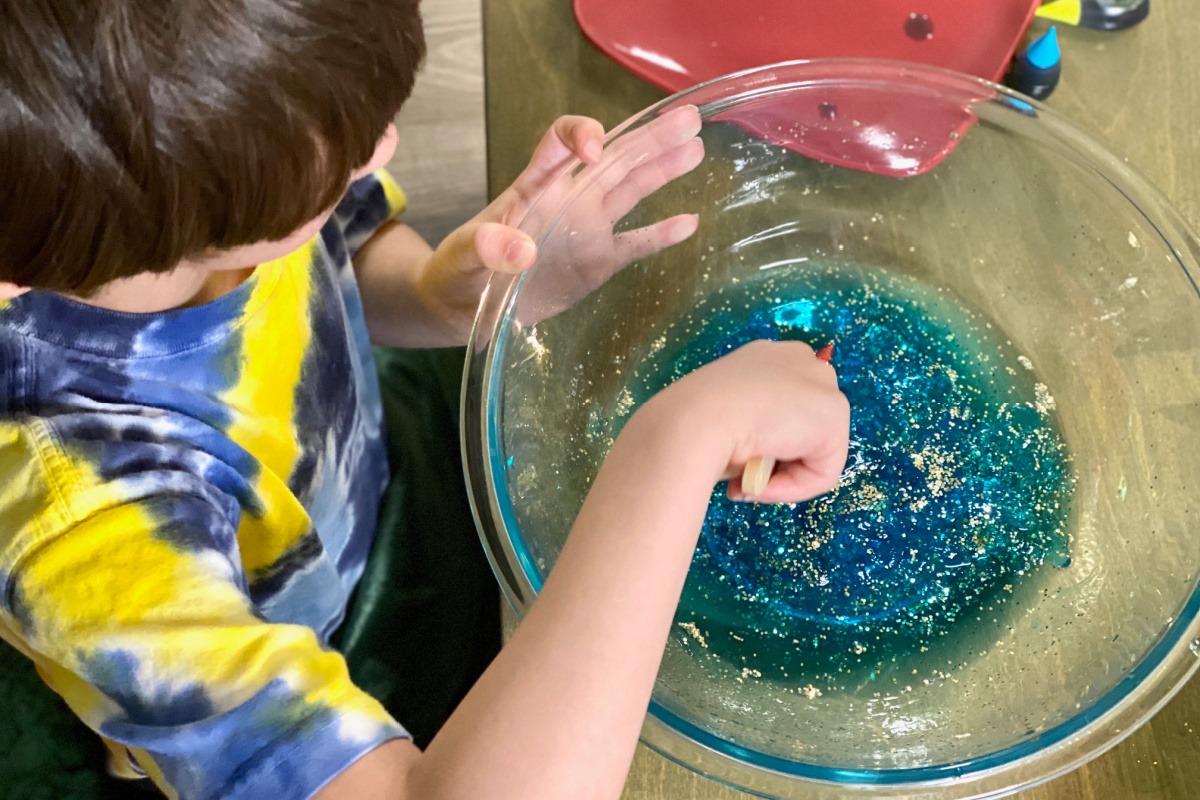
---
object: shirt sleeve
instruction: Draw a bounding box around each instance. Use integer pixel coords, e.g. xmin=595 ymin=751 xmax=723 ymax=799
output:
xmin=0 ymin=426 xmax=406 ymax=800
xmin=334 ymin=170 xmax=408 ymax=259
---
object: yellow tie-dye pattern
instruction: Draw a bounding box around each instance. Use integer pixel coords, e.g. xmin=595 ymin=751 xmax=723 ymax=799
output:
xmin=102 ymin=737 xmax=150 ymax=780
xmin=3 ymin=423 xmax=394 ymax=794
xmin=1 ymin=172 xmax=409 ymax=796
xmin=131 ymin=749 xmax=176 ymax=799
xmin=19 ymin=498 xmax=387 ymax=714
xmin=377 ymin=171 xmax=408 ymax=220
xmin=220 ymin=242 xmax=318 ymax=577
xmin=0 ymin=423 xmax=58 ymax=556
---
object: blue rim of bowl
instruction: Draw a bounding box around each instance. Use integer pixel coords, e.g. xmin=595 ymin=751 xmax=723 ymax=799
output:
xmin=476 ymin=58 xmax=1200 ymax=790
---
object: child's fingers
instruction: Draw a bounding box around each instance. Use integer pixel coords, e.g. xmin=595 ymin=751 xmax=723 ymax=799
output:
xmin=600 ymin=105 xmax=702 ymax=168
xmin=602 ymin=137 xmax=705 ymax=223
xmin=725 ymin=453 xmax=838 ymax=503
xmin=473 ymin=222 xmax=538 ymax=275
xmin=496 ymin=108 xmax=700 ymax=228
xmin=775 ymin=412 xmax=852 ymax=501
xmin=506 ymin=116 xmax=606 ymax=209
xmin=726 ymin=474 xmax=749 ymax=502
xmin=560 ymin=214 xmax=696 ymax=302
xmin=557 ymin=116 xmax=606 ymax=164
xmin=732 ymin=454 xmax=845 ymax=504
xmin=587 ymin=106 xmax=703 ymax=195
xmin=611 ymin=214 xmax=700 ymax=268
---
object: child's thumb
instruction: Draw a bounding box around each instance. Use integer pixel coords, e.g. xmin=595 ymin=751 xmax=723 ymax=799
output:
xmin=473 ymin=222 xmax=538 ymax=275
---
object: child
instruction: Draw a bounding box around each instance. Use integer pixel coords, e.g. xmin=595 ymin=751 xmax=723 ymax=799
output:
xmin=0 ymin=2 xmax=850 ymax=799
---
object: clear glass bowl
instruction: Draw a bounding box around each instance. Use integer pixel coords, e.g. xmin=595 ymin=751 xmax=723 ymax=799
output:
xmin=461 ymin=60 xmax=1200 ymax=799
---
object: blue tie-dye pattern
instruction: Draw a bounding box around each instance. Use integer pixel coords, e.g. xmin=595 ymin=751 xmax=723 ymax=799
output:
xmin=80 ymin=649 xmax=218 ymax=728
xmin=2 ymin=230 xmax=387 ymax=598
xmin=100 ymin=678 xmax=355 ymax=800
xmin=315 ymin=224 xmax=391 ymax=595
xmin=335 ymin=176 xmax=395 ymax=255
xmin=5 ymin=574 xmax=38 ymax=640
xmin=0 ymin=173 xmax=407 ymax=799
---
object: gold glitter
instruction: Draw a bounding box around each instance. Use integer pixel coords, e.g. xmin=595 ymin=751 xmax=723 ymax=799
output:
xmin=972 ymin=527 xmax=992 ymax=551
xmin=614 ymin=387 xmax=635 ymax=417
xmin=607 ymin=260 xmax=1074 ymax=695
xmin=677 ymin=621 xmax=708 ymax=648
xmin=843 ymin=483 xmax=886 ymax=513
xmin=909 ymin=445 xmax=960 ymax=497
xmin=1034 ymin=383 xmax=1056 ymax=414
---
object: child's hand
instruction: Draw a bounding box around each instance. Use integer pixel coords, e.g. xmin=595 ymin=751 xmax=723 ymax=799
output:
xmin=419 ymin=105 xmax=705 ymax=331
xmin=316 ymin=346 xmax=849 ymax=800
xmin=642 ymin=339 xmax=851 ymax=504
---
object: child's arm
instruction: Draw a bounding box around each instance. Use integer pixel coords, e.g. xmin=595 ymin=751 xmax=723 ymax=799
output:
xmin=316 ymin=339 xmax=851 ymax=800
xmin=351 ymin=106 xmax=705 ymax=348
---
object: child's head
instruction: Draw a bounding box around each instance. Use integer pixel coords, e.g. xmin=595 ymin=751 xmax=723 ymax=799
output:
xmin=0 ymin=0 xmax=425 ymax=297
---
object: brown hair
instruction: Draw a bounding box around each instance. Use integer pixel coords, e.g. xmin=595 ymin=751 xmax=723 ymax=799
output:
xmin=0 ymin=0 xmax=425 ymax=294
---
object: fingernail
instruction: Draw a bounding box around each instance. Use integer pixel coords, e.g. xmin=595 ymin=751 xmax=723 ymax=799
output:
xmin=675 ymin=105 xmax=702 ymax=131
xmin=506 ymin=238 xmax=537 ymax=266
xmin=672 ymin=214 xmax=700 ymax=241
xmin=583 ymin=141 xmax=603 ymax=162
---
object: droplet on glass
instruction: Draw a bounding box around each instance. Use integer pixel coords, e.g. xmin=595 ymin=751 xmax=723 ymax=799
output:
xmin=905 ymin=12 xmax=934 ymax=41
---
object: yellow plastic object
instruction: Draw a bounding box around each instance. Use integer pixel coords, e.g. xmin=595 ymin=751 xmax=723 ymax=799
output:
xmin=1037 ymin=0 xmax=1084 ymax=25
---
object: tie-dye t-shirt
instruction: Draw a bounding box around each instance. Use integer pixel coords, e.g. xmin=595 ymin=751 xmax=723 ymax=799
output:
xmin=0 ymin=172 xmax=410 ymax=799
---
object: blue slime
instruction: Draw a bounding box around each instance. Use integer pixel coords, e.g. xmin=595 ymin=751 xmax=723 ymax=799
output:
xmin=623 ymin=262 xmax=1074 ymax=691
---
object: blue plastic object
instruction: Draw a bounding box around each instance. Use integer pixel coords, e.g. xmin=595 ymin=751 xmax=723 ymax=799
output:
xmin=1026 ymin=26 xmax=1061 ymax=69
xmin=1007 ymin=26 xmax=1062 ymax=100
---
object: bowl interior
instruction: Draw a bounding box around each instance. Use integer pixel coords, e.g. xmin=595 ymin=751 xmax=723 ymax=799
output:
xmin=470 ymin=61 xmax=1200 ymax=788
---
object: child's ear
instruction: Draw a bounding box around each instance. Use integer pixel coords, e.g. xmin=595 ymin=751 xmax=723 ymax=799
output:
xmin=0 ymin=282 xmax=31 ymax=300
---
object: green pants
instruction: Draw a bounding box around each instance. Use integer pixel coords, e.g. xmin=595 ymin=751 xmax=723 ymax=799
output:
xmin=0 ymin=347 xmax=500 ymax=797
xmin=333 ymin=347 xmax=501 ymax=747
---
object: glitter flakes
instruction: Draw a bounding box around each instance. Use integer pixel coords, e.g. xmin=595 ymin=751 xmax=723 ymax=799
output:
xmin=634 ymin=262 xmax=1074 ymax=688
xmin=908 ymin=445 xmax=960 ymax=498
xmin=614 ymin=387 xmax=635 ymax=417
xmin=1034 ymin=383 xmax=1057 ymax=414
xmin=678 ymin=621 xmax=709 ymax=648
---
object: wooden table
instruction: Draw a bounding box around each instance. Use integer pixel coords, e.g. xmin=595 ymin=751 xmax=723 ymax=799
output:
xmin=482 ymin=2 xmax=1200 ymax=797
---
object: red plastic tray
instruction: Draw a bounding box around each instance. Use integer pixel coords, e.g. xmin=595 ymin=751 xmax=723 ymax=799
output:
xmin=575 ymin=0 xmax=1041 ymax=92
xmin=576 ymin=0 xmax=1040 ymax=177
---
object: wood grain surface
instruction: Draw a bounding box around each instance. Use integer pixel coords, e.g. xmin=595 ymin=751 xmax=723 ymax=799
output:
xmin=387 ymin=0 xmax=487 ymax=245
xmin=483 ymin=1 xmax=1200 ymax=798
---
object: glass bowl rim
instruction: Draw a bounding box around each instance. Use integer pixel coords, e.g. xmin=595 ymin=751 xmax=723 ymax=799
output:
xmin=460 ymin=58 xmax=1200 ymax=799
